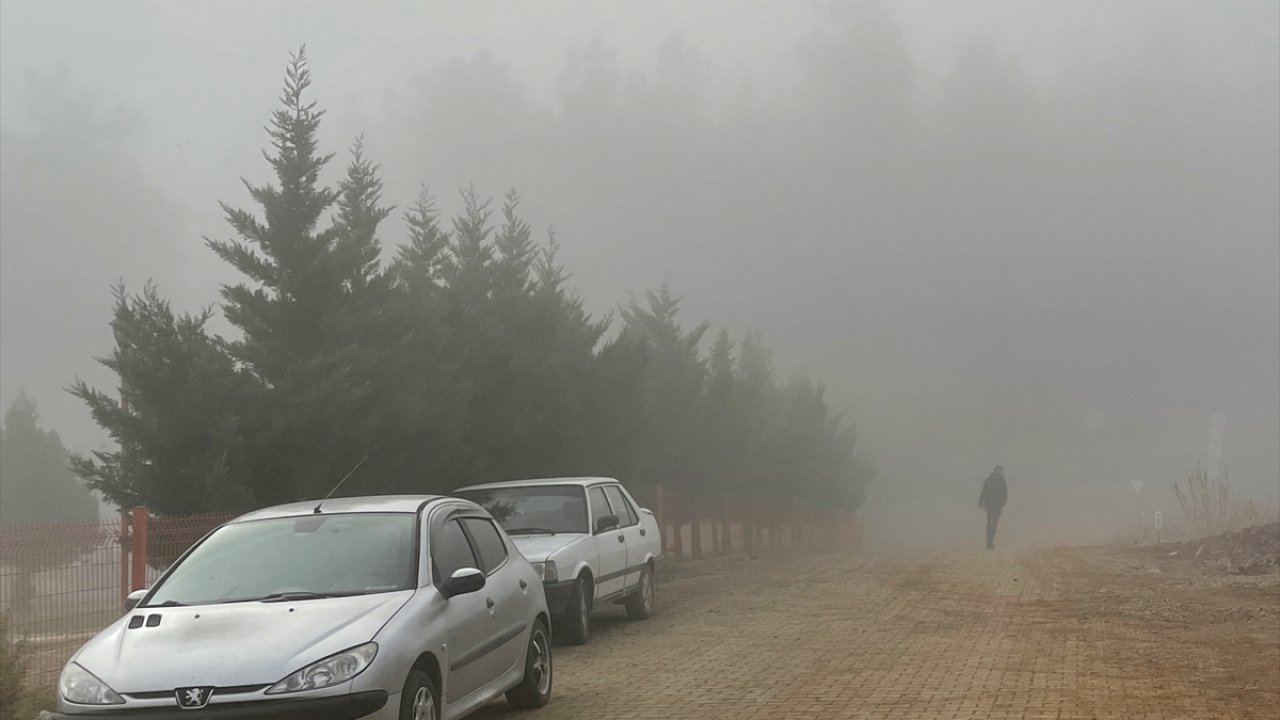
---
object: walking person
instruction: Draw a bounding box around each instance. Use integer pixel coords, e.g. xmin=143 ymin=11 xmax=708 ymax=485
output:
xmin=979 ymin=465 xmax=1008 ymax=549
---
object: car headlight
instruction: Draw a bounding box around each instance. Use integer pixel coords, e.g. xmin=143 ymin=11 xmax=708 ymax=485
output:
xmin=59 ymin=662 xmax=124 ymax=705
xmin=266 ymin=642 xmax=378 ymax=694
xmin=532 ymin=560 xmax=558 ymax=583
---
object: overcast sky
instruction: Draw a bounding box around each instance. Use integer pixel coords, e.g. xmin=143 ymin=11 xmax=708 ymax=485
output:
xmin=2 ymin=0 xmax=1276 ymax=544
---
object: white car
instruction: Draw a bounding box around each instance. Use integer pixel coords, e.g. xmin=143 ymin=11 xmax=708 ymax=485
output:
xmin=53 ymin=495 xmax=552 ymax=720
xmin=454 ymin=478 xmax=661 ymax=644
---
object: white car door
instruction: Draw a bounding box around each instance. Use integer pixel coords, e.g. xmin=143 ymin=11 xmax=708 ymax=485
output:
xmin=603 ymin=484 xmax=645 ymax=590
xmin=588 ymin=485 xmax=627 ymax=599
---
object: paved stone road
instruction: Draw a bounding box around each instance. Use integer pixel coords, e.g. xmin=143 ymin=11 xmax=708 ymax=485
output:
xmin=475 ymin=546 xmax=1279 ymax=720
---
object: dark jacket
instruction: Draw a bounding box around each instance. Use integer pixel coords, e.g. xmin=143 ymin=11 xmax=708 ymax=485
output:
xmin=979 ymin=473 xmax=1007 ymax=509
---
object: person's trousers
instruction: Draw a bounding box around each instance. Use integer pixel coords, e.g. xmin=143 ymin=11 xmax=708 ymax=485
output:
xmin=985 ymin=506 xmax=1003 ymax=548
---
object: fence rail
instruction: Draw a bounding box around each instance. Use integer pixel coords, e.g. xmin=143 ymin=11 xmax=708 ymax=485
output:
xmin=643 ymin=485 xmax=862 ymax=560
xmin=2 ymin=488 xmax=860 ymax=694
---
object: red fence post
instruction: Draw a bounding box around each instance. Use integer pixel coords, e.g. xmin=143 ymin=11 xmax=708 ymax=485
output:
xmin=119 ymin=510 xmax=131 ymax=610
xmin=130 ymin=506 xmax=148 ymax=591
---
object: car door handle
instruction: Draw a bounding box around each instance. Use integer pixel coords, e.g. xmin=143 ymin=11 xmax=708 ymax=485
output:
xmin=617 ymin=534 xmax=625 ymax=544
xmin=519 ymin=579 xmax=528 ymax=590
xmin=639 ymin=529 xmax=646 ymax=537
xmin=486 ymin=597 xmax=495 ymax=609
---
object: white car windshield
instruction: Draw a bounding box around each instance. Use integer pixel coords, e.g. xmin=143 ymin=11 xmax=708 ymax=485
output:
xmin=457 ymin=486 xmax=588 ymax=535
xmin=144 ymin=513 xmax=417 ymax=607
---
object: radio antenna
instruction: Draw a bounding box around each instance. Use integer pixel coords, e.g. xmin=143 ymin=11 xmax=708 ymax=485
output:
xmin=313 ymin=455 xmax=369 ymax=514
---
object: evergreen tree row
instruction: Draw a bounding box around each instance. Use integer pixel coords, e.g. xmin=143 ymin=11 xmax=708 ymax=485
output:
xmin=70 ymin=50 xmax=875 ymax=515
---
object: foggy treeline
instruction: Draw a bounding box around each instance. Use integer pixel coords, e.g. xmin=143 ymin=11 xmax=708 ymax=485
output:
xmin=1 ymin=1 xmax=1276 ymax=547
xmin=66 ymin=51 xmax=874 ymax=516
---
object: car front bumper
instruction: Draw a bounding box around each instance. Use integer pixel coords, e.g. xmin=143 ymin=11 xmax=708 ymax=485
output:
xmin=50 ymin=690 xmax=389 ymax=720
xmin=543 ymin=579 xmax=578 ymax=616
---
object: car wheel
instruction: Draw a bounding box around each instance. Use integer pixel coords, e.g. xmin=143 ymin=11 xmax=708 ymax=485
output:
xmin=557 ymin=577 xmax=591 ymax=645
xmin=506 ymin=620 xmax=553 ymax=709
xmin=398 ymin=669 xmax=438 ymax=720
xmin=624 ymin=563 xmax=655 ymax=620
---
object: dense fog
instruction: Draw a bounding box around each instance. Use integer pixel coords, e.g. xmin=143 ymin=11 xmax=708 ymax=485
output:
xmin=1 ymin=0 xmax=1276 ymax=547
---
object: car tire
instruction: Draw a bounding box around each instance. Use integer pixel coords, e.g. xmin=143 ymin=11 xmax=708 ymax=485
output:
xmin=398 ymin=669 xmax=439 ymax=720
xmin=557 ymin=577 xmax=591 ymax=645
xmin=506 ymin=620 xmax=553 ymax=709
xmin=624 ymin=563 xmax=655 ymax=620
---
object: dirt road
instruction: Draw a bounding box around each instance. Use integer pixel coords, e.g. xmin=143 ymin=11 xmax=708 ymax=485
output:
xmin=476 ymin=545 xmax=1279 ymax=720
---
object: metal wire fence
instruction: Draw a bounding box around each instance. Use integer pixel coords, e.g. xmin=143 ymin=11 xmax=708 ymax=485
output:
xmin=0 ymin=511 xmax=233 ymax=690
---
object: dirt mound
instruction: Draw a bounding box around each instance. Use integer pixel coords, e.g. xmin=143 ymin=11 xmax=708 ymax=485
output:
xmin=1155 ymin=522 xmax=1280 ymax=575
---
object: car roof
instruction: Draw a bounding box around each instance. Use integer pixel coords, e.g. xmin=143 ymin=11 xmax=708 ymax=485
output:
xmin=229 ymin=494 xmax=452 ymax=523
xmin=454 ymin=476 xmax=620 ymax=492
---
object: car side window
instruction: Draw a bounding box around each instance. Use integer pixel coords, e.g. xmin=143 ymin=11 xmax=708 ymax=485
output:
xmin=461 ymin=517 xmax=508 ymax=575
xmin=588 ymin=486 xmax=612 ymax=532
xmin=603 ymin=485 xmax=638 ymax=527
xmin=432 ymin=518 xmax=478 ymax=584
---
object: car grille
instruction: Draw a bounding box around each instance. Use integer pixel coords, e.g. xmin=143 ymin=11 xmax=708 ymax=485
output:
xmin=125 ymin=684 xmax=268 ymax=700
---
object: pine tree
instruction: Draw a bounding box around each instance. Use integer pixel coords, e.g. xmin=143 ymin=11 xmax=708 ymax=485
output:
xmin=394 ymin=187 xmax=451 ymax=297
xmin=614 ymin=284 xmax=710 ymax=493
xmin=734 ymin=329 xmax=784 ymax=498
xmin=207 ymin=47 xmax=341 ymax=377
xmin=699 ymin=328 xmax=742 ymax=494
xmin=333 ymin=135 xmax=394 ymax=313
xmin=204 ymin=48 xmax=396 ymax=500
xmin=1 ymin=393 xmax=98 ymax=526
xmin=69 ymin=284 xmax=256 ymax=514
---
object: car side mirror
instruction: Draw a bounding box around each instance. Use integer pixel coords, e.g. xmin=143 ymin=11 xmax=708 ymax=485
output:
xmin=595 ymin=514 xmax=620 ymax=534
xmin=441 ymin=568 xmax=486 ymax=598
xmin=124 ymin=589 xmax=148 ymax=612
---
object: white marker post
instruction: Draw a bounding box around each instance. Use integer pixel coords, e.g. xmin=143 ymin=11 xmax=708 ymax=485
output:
xmin=1129 ymin=480 xmax=1146 ymax=543
xmin=1154 ymin=511 xmax=1162 ymax=544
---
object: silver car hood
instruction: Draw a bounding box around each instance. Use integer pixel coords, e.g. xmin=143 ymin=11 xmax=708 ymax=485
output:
xmin=74 ymin=591 xmax=414 ymax=692
xmin=509 ymin=533 xmax=586 ymax=561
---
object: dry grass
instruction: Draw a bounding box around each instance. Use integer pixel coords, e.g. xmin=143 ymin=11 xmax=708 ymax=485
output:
xmin=1169 ymin=465 xmax=1278 ymax=543
xmin=1173 ymin=464 xmax=1233 ymax=535
xmin=1 ymin=613 xmax=47 ymax=720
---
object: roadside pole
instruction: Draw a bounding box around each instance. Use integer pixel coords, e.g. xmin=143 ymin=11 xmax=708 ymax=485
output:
xmin=1130 ymin=479 xmax=1146 ymax=543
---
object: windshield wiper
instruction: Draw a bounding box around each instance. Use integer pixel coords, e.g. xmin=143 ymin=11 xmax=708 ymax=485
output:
xmin=506 ymin=527 xmax=558 ymax=535
xmin=144 ymin=600 xmax=185 ymax=608
xmin=216 ymin=590 xmax=363 ymax=604
xmin=258 ymin=590 xmax=364 ymax=603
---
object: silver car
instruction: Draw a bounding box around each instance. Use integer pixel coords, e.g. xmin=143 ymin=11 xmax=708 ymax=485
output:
xmin=52 ymin=495 xmax=553 ymax=720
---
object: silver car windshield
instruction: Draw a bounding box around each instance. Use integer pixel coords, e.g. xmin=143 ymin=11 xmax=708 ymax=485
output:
xmin=144 ymin=513 xmax=417 ymax=607
xmin=457 ymin=486 xmax=588 ymax=535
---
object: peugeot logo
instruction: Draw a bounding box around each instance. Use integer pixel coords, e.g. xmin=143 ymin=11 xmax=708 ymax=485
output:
xmin=175 ymin=686 xmax=214 ymax=710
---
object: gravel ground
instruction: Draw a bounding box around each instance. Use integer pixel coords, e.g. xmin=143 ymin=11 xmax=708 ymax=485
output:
xmin=472 ymin=543 xmax=1279 ymax=719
